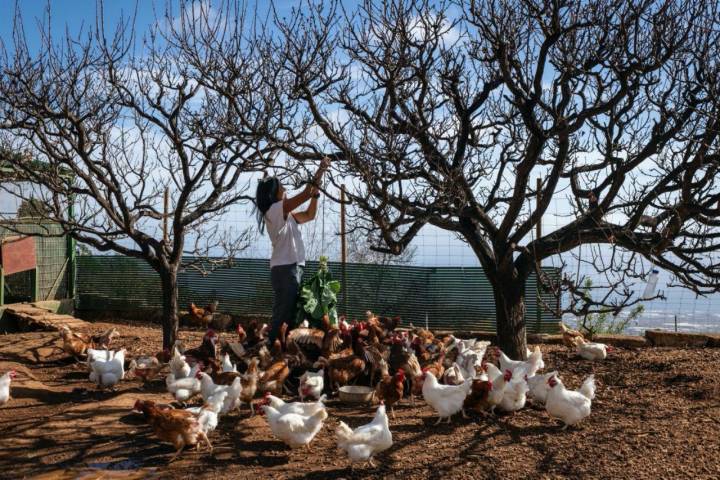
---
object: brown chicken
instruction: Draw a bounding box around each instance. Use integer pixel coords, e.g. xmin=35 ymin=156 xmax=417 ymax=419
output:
xmin=259 ymin=359 xmax=290 ymax=395
xmin=182 ymin=330 xmax=218 ymax=366
xmin=363 ymin=342 xmax=390 ymax=386
xmin=413 ymin=352 xmax=445 ymax=396
xmin=211 ymin=367 xmax=242 ymax=386
xmin=321 ymin=328 xmax=347 ymax=359
xmin=559 ymin=322 xmax=585 ymax=348
xmin=222 ymin=325 xmax=248 ymax=360
xmin=129 ymin=356 xmax=164 ymax=384
xmin=374 ymin=368 xmax=405 ymax=419
xmin=90 ymin=327 xmax=120 ymax=349
xmin=189 ymin=303 xmax=213 ymax=329
xmin=244 ymin=319 xmax=269 ymax=347
xmin=463 ymin=379 xmax=494 ymax=414
xmin=411 ymin=336 xmax=434 ymax=364
xmin=235 ymin=324 xmax=248 ymax=344
xmin=315 ymin=354 xmax=365 ymax=392
xmin=241 ymin=358 xmax=259 ymax=414
xmin=155 ymin=348 xmax=172 ymax=364
xmin=133 ymin=399 xmax=210 ymax=462
xmin=376 ymin=315 xmax=401 ymax=335
xmin=362 ymin=318 xmax=386 ymax=344
xmin=59 ymin=325 xmax=91 ymax=359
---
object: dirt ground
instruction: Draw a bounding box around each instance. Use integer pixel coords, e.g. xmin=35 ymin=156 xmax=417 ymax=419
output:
xmin=1 ymin=320 xmax=719 ymax=480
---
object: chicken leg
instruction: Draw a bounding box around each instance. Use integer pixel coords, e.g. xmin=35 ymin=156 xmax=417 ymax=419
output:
xmin=168 ymin=444 xmax=185 ymax=463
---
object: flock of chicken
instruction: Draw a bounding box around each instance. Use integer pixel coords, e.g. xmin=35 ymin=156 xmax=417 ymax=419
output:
xmin=0 ymin=314 xmax=612 ymax=467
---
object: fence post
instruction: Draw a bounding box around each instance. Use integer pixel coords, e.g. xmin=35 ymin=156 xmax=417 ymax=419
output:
xmin=536 ymin=177 xmax=542 ymax=333
xmin=340 ymin=185 xmax=348 ymax=316
xmin=67 ymin=194 xmax=76 ymax=301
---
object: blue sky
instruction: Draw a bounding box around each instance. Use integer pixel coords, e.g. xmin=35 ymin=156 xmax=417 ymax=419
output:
xmin=0 ymin=1 xmax=306 ymax=53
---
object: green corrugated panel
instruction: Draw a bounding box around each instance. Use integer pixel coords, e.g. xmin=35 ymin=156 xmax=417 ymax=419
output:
xmin=0 ymin=222 xmax=69 ymax=302
xmin=76 ymin=255 xmax=162 ymax=310
xmin=77 ymin=255 xmax=561 ymax=333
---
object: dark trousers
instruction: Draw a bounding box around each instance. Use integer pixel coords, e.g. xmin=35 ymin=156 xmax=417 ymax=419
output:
xmin=269 ymin=263 xmax=303 ymax=344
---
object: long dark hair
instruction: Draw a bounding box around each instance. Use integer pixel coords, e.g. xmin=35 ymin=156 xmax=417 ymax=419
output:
xmin=255 ymin=176 xmax=281 ymax=234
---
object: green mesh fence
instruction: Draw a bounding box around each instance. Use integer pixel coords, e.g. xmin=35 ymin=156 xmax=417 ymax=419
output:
xmin=0 ymin=222 xmax=70 ymax=302
xmin=77 ymin=255 xmax=561 ymax=333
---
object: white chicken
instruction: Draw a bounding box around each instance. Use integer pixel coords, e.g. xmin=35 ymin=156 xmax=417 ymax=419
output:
xmin=421 ymin=371 xmax=472 ymax=424
xmin=0 ymin=370 xmax=17 ymax=406
xmin=186 ymin=391 xmax=228 ymax=437
xmin=442 ymin=363 xmax=465 ymax=386
xmin=496 ymin=346 xmax=544 ymax=377
xmin=453 ymin=338 xmax=491 ymax=361
xmin=166 ymin=364 xmax=202 ymax=402
xmin=498 ymin=369 xmax=529 ymax=413
xmin=486 ymin=368 xmax=510 ymax=414
xmin=264 ymin=393 xmax=327 ymax=416
xmin=526 ymin=371 xmax=559 ymax=405
xmin=574 ymin=338 xmax=612 ymax=361
xmin=89 ymin=349 xmax=126 ymax=389
xmin=221 ymin=353 xmax=237 ymax=373
xmin=261 ymin=403 xmax=328 ymax=449
xmin=169 ymin=348 xmax=191 ymax=379
xmin=298 ymin=369 xmax=324 ymax=401
xmin=545 ymin=374 xmax=596 ymax=429
xmin=197 ymin=372 xmax=242 ymax=414
xmin=336 ymin=403 xmax=393 ymax=467
xmin=87 ymin=348 xmax=114 ymax=365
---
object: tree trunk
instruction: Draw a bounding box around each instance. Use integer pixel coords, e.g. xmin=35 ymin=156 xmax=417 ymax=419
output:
xmin=159 ymin=266 xmax=180 ymax=350
xmin=493 ymin=281 xmax=528 ymax=360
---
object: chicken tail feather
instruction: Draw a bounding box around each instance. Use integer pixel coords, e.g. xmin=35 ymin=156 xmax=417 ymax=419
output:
xmin=580 ymin=375 xmax=596 ymax=400
xmin=335 ymin=421 xmax=353 ymax=442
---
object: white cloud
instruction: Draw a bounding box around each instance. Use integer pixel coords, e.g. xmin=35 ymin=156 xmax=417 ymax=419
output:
xmin=408 ymin=14 xmax=462 ymax=46
xmin=171 ymin=0 xmax=222 ymax=32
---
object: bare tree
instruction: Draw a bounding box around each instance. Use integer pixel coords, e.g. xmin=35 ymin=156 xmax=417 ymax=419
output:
xmin=272 ymin=0 xmax=720 ymax=358
xmin=0 ymin=1 xmax=279 ymax=348
xmin=346 ymin=225 xmax=416 ymax=266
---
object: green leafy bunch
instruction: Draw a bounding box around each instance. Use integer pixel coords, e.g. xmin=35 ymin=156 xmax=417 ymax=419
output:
xmin=296 ymin=256 xmax=341 ymax=328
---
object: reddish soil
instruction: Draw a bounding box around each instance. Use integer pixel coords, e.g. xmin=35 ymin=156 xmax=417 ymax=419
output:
xmin=0 ymin=320 xmax=719 ymax=479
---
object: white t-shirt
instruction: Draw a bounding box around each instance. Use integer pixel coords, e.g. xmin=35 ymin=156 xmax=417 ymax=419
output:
xmin=265 ymin=201 xmax=306 ymax=268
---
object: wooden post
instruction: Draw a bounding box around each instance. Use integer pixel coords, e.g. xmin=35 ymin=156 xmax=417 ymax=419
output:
xmin=340 ymin=185 xmax=348 ymax=316
xmin=163 ymin=187 xmax=169 ymax=245
xmin=32 ymin=267 xmax=40 ymax=302
xmin=536 ymin=177 xmax=542 ymax=332
xmin=0 ymin=265 xmax=4 ymax=306
xmin=67 ymin=194 xmax=76 ymax=301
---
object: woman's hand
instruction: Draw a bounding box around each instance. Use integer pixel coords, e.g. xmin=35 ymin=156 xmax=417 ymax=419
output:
xmin=314 ymin=157 xmax=331 ymax=182
xmin=319 ymin=156 xmax=331 ymax=171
